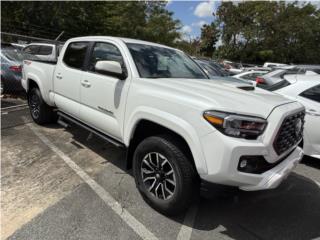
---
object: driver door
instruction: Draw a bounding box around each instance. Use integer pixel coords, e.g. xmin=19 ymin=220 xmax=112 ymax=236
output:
xmin=79 ymin=41 xmax=129 ymax=140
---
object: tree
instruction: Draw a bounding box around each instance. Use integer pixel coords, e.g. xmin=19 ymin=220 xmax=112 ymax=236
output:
xmin=175 ymin=38 xmax=201 ymax=56
xmin=142 ymin=1 xmax=181 ymax=45
xmin=214 ymin=1 xmax=320 ymax=64
xmin=199 ymin=22 xmax=220 ymax=57
xmin=1 ymin=1 xmax=180 ymax=46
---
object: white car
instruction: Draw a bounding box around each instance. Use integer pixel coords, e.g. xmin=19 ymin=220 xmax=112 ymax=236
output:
xmin=222 ymin=60 xmax=243 ymax=74
xmin=22 ymin=36 xmax=304 ymax=214
xmin=233 ymin=70 xmax=269 ymax=84
xmin=275 ymin=75 xmax=320 ymax=159
xmin=263 ymin=62 xmax=287 ymax=68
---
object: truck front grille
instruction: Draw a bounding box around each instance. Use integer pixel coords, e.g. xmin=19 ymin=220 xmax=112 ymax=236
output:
xmin=273 ymin=111 xmax=305 ymax=155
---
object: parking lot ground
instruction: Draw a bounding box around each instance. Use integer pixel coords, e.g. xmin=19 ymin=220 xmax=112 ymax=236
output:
xmin=1 ymin=94 xmax=27 ymax=108
xmin=1 ymin=104 xmax=320 ymax=240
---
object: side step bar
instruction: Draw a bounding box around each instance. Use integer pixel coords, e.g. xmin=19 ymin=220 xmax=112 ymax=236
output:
xmin=57 ymin=111 xmax=125 ymax=148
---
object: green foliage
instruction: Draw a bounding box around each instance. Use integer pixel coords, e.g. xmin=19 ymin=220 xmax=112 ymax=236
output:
xmin=214 ymin=1 xmax=320 ymax=64
xmin=199 ymin=22 xmax=220 ymax=57
xmin=175 ymin=38 xmax=201 ymax=56
xmin=2 ymin=1 xmax=319 ymax=64
xmin=1 ymin=1 xmax=180 ymax=46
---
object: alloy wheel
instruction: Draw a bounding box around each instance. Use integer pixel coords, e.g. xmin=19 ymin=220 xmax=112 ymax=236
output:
xmin=30 ymin=93 xmax=40 ymax=119
xmin=141 ymin=152 xmax=176 ymax=200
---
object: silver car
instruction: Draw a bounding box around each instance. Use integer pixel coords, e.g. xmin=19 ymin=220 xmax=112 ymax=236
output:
xmin=1 ymin=44 xmax=24 ymax=93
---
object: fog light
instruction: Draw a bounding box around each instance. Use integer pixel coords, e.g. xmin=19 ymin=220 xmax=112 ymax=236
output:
xmin=239 ymin=159 xmax=247 ymax=168
xmin=238 ymin=155 xmax=274 ymax=174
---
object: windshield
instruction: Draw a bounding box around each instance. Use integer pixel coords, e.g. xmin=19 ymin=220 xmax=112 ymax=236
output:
xmin=127 ymin=43 xmax=207 ymax=79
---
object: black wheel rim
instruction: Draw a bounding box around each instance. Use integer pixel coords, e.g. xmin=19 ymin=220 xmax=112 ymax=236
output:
xmin=30 ymin=93 xmax=40 ymax=119
xmin=141 ymin=152 xmax=176 ymax=200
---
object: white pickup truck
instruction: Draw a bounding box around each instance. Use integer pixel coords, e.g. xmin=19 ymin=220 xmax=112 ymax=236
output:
xmin=22 ymin=36 xmax=305 ymax=215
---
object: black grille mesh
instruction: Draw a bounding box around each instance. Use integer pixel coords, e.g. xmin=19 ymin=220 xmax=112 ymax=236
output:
xmin=273 ymin=111 xmax=305 ymax=155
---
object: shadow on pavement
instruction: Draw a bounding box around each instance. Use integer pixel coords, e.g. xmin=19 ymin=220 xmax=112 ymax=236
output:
xmin=301 ymin=156 xmax=320 ymax=170
xmin=33 ymin=122 xmax=320 ymax=240
xmin=191 ymin=173 xmax=320 ymax=240
xmin=63 ymin=123 xmax=125 ymax=169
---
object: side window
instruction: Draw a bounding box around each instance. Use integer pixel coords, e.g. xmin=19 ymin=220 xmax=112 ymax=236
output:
xmin=23 ymin=45 xmax=40 ymax=54
xmin=299 ymin=84 xmax=320 ymax=103
xmin=88 ymin=42 xmax=124 ymax=72
xmin=63 ymin=42 xmax=89 ymax=69
xmin=38 ymin=46 xmax=53 ymax=56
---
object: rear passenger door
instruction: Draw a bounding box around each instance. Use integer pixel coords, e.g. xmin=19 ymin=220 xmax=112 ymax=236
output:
xmin=54 ymin=42 xmax=89 ymax=118
xmin=79 ymin=41 xmax=129 ymax=140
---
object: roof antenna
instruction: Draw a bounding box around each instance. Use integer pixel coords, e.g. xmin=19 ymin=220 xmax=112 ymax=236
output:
xmin=55 ymin=31 xmax=64 ymax=41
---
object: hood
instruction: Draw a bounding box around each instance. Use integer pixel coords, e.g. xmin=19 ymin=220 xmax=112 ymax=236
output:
xmin=143 ymin=78 xmax=295 ymax=119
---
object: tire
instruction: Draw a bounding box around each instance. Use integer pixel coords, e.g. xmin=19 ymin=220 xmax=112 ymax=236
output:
xmin=28 ymin=87 xmax=57 ymax=125
xmin=133 ymin=135 xmax=198 ymax=215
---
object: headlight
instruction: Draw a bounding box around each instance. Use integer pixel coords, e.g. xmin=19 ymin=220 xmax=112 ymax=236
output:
xmin=203 ymin=111 xmax=267 ymax=139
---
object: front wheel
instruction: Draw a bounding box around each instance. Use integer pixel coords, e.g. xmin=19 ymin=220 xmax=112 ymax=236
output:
xmin=28 ymin=87 xmax=56 ymax=125
xmin=133 ymin=135 xmax=198 ymax=215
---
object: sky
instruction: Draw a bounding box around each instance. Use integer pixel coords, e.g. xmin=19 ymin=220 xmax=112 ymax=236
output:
xmin=166 ymin=0 xmax=221 ymax=40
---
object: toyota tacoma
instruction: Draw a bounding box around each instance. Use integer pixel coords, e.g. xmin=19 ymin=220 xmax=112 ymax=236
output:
xmin=22 ymin=37 xmax=305 ymax=215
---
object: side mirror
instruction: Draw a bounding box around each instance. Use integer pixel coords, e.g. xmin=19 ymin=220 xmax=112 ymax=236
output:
xmin=95 ymin=60 xmax=126 ymax=80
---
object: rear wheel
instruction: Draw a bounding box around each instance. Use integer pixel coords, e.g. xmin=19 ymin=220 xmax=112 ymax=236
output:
xmin=133 ymin=135 xmax=198 ymax=215
xmin=28 ymin=87 xmax=56 ymax=125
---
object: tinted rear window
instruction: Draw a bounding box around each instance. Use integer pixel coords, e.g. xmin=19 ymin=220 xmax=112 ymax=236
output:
xmin=23 ymin=45 xmax=40 ymax=55
xmin=38 ymin=46 xmax=53 ymax=55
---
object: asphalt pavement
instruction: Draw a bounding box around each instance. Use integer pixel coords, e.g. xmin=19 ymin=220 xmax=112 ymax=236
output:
xmin=1 ymin=103 xmax=320 ymax=240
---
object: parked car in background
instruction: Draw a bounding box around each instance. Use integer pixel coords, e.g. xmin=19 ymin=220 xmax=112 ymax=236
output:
xmin=294 ymin=65 xmax=320 ymax=74
xmin=244 ymin=67 xmax=272 ymax=72
xmin=274 ymin=75 xmax=320 ymax=159
xmin=196 ymin=59 xmax=253 ymax=85
xmin=233 ymin=70 xmax=270 ymax=83
xmin=22 ymin=36 xmax=304 ymax=215
xmin=222 ymin=60 xmax=243 ymax=75
xmin=1 ymin=43 xmax=24 ymax=93
xmin=263 ymin=62 xmax=287 ymax=68
xmin=255 ymin=66 xmax=319 ymax=90
xmin=22 ymin=43 xmax=60 ymax=62
xmin=195 ymin=59 xmax=230 ymax=77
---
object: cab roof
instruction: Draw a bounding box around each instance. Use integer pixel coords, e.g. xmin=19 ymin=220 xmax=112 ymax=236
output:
xmin=68 ymin=36 xmax=176 ymax=50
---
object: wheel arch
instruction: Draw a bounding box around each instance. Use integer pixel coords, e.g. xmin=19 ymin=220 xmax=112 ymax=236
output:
xmin=26 ymin=75 xmax=53 ymax=106
xmin=124 ymin=110 xmax=208 ymax=175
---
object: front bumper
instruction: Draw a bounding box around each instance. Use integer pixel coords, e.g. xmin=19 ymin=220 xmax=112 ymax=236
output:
xmin=198 ymin=102 xmax=304 ymax=191
xmin=240 ymin=147 xmax=302 ymax=191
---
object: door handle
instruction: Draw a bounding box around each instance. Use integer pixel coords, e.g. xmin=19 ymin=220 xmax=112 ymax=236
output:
xmin=56 ymin=74 xmax=62 ymax=79
xmin=81 ymin=80 xmax=91 ymax=88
